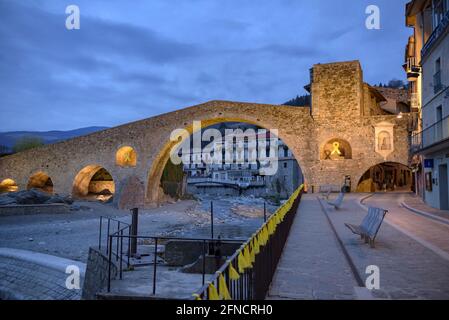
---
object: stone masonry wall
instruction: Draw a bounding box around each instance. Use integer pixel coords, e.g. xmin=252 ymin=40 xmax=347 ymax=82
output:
xmin=82 ymin=247 xmax=117 ymax=300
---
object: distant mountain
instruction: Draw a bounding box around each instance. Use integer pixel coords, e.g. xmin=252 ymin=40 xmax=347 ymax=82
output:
xmin=0 ymin=126 xmax=109 ymax=152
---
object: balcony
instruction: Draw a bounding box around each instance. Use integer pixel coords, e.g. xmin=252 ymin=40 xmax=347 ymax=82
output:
xmin=410 ymin=92 xmax=420 ymax=110
xmin=411 ymin=115 xmax=449 ymax=153
xmin=422 ymin=9 xmax=449 ymax=58
xmin=403 ymin=57 xmax=421 ymax=81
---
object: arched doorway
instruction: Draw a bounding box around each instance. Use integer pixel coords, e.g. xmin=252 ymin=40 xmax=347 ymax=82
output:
xmin=27 ymin=172 xmax=54 ymax=193
xmin=147 ymin=120 xmax=304 ymax=205
xmin=357 ymin=162 xmax=413 ymax=192
xmin=72 ymin=165 xmax=115 ymax=202
xmin=0 ymin=178 xmax=18 ymax=193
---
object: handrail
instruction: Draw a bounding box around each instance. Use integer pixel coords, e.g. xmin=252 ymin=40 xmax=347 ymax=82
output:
xmin=411 ymin=115 xmax=449 ymax=153
xmin=98 ymin=216 xmax=131 ymax=253
xmin=422 ymin=9 xmax=449 ymax=58
xmin=105 ymin=230 xmax=245 ymax=294
xmin=193 ymin=185 xmax=304 ymax=300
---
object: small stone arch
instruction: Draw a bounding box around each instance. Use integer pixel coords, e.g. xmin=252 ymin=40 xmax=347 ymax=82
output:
xmin=321 ymin=138 xmax=352 ymax=160
xmin=116 ymin=146 xmax=137 ymax=167
xmin=0 ymin=178 xmax=19 ymax=193
xmin=27 ymin=171 xmax=54 ymax=194
xmin=72 ymin=165 xmax=115 ymax=201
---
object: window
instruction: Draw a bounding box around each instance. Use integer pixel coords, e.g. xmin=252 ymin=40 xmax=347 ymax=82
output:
xmin=436 ymin=106 xmax=443 ymax=140
xmin=437 ymin=105 xmax=443 ymax=122
xmin=434 ymin=58 xmax=442 ymax=93
xmin=284 ymin=163 xmax=288 ymax=169
xmin=433 ymin=0 xmax=447 ymax=29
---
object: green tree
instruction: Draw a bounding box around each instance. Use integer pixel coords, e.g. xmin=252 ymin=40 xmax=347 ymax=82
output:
xmin=12 ymin=136 xmax=44 ymax=153
xmin=0 ymin=145 xmax=9 ymax=155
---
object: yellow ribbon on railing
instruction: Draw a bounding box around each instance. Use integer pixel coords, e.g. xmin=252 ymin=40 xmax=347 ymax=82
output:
xmin=238 ymin=251 xmax=250 ymax=273
xmin=198 ymin=185 xmax=304 ymax=300
xmin=208 ymin=282 xmax=220 ymax=300
xmin=228 ymin=262 xmax=240 ymax=280
xmin=252 ymin=237 xmax=260 ymax=255
xmin=243 ymin=245 xmax=253 ymax=268
xmin=218 ymin=273 xmax=232 ymax=300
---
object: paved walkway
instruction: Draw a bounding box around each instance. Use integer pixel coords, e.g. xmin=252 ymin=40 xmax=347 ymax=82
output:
xmin=267 ymin=195 xmax=357 ymax=300
xmin=364 ymin=193 xmax=449 ymax=258
xmin=401 ymin=193 xmax=449 ymax=222
xmin=0 ymin=248 xmax=86 ymax=300
xmin=269 ymin=193 xmax=449 ymax=300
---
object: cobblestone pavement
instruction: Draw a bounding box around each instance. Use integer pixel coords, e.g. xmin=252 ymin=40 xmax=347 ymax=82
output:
xmin=267 ymin=195 xmax=357 ymax=300
xmin=0 ymin=248 xmax=86 ymax=300
xmin=364 ymin=193 xmax=449 ymax=257
xmin=324 ymin=193 xmax=449 ymax=299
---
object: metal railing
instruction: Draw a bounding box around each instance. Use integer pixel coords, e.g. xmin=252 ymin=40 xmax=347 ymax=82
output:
xmin=404 ymin=57 xmax=421 ymax=79
xmin=98 ymin=216 xmax=131 ymax=256
xmin=422 ymin=9 xmax=449 ymax=58
xmin=411 ymin=115 xmax=449 ymax=153
xmin=105 ymin=231 xmax=244 ymax=295
xmin=410 ymin=92 xmax=420 ymax=110
xmin=193 ymin=185 xmax=303 ymax=300
xmin=187 ymin=177 xmax=266 ymax=188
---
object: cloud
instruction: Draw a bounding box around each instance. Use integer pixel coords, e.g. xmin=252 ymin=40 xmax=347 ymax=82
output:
xmin=0 ymin=0 xmax=411 ymax=131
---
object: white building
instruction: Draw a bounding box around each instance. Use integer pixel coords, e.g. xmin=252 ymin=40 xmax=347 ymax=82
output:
xmin=407 ymin=0 xmax=449 ymax=209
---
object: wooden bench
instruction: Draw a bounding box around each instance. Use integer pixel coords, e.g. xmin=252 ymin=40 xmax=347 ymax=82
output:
xmin=345 ymin=207 xmax=388 ymax=248
xmin=326 ymin=192 xmax=345 ymax=209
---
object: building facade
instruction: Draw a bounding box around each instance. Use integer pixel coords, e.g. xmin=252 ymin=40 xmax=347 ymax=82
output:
xmin=184 ymin=130 xmax=303 ymax=199
xmin=406 ymin=0 xmax=449 ymax=209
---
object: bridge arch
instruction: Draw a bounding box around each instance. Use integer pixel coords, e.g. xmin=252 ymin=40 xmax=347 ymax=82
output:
xmin=145 ymin=115 xmax=309 ymax=205
xmin=72 ymin=165 xmax=115 ymax=201
xmin=27 ymin=171 xmax=54 ymax=194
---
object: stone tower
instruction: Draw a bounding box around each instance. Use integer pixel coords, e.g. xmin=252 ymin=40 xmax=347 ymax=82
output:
xmin=309 ymin=61 xmax=364 ymax=118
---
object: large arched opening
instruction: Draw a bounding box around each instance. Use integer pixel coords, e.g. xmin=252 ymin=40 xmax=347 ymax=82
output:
xmin=72 ymin=165 xmax=115 ymax=202
xmin=27 ymin=172 xmax=54 ymax=194
xmin=357 ymin=162 xmax=413 ymax=193
xmin=146 ymin=119 xmax=305 ymax=206
xmin=0 ymin=178 xmax=19 ymax=193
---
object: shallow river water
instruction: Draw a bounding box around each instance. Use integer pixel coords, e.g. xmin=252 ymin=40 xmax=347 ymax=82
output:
xmin=175 ymin=195 xmax=279 ymax=240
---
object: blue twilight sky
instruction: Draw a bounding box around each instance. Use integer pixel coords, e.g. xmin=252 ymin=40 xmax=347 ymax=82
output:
xmin=0 ymin=0 xmax=411 ymax=132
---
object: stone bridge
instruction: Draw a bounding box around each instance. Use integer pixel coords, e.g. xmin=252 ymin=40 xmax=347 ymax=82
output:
xmin=0 ymin=61 xmax=416 ymax=208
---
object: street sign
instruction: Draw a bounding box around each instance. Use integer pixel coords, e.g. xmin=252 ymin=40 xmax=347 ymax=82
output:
xmin=424 ymin=159 xmax=434 ymax=169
